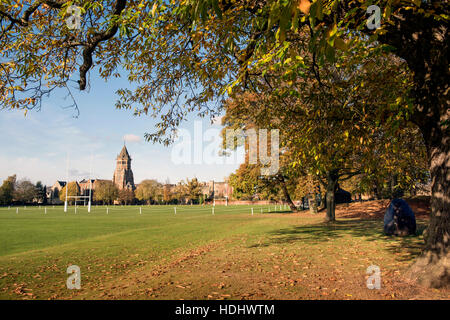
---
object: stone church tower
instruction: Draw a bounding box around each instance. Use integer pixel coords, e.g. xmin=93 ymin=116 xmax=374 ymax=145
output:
xmin=113 ymin=145 xmax=135 ymax=190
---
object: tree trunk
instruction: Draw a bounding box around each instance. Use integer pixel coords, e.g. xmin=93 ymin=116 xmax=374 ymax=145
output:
xmin=373 ymin=180 xmax=381 ymax=200
xmin=407 ymin=117 xmax=449 ymax=288
xmin=279 ymin=175 xmax=297 ymax=212
xmin=404 ymin=53 xmax=449 ymax=286
xmin=372 ymin=6 xmax=449 ymax=288
xmin=308 ymin=193 xmax=318 ymax=214
xmin=319 ymin=191 xmax=327 ymax=211
xmin=325 ymin=170 xmax=339 ymax=222
xmin=426 ymin=141 xmax=449 ymax=253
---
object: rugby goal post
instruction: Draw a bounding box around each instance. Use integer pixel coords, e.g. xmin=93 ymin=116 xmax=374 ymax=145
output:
xmin=64 ymin=153 xmax=93 ymax=213
xmin=66 ymin=195 xmax=92 ymax=213
xmin=66 ymin=195 xmax=91 ymax=206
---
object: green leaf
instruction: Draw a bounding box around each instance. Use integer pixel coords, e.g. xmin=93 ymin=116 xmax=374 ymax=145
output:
xmin=315 ymin=0 xmax=323 ymax=20
xmin=212 ymin=0 xmax=222 ymax=18
xmin=334 ymin=37 xmax=347 ymax=51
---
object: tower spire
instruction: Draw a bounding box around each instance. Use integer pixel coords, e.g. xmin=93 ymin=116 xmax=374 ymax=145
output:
xmin=113 ymin=144 xmax=135 ymax=191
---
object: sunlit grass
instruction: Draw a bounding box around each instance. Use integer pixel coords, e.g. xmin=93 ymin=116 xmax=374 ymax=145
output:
xmin=0 ymin=204 xmax=438 ymax=300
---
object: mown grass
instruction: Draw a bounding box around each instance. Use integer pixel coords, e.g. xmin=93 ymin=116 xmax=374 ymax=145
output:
xmin=0 ymin=204 xmax=291 ymax=299
xmin=0 ymin=204 xmax=446 ymax=300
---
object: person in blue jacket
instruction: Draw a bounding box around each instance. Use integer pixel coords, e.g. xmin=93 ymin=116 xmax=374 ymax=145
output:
xmin=384 ymin=198 xmax=417 ymax=236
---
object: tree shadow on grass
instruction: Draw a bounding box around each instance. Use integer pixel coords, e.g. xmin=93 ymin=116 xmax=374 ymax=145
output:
xmin=262 ymin=210 xmax=292 ymax=214
xmin=249 ymin=218 xmax=428 ymax=262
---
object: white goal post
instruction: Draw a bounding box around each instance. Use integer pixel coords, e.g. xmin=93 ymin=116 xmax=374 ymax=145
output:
xmin=66 ymin=195 xmax=91 ymax=206
xmin=64 ymin=153 xmax=94 ymax=213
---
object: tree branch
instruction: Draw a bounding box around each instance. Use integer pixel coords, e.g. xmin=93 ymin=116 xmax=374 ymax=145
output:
xmin=78 ymin=0 xmax=127 ymax=90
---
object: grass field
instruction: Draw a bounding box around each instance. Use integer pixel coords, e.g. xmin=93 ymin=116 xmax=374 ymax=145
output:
xmin=0 ymin=202 xmax=448 ymax=300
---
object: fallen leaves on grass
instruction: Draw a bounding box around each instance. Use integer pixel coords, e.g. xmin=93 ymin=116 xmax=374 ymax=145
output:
xmin=12 ymin=283 xmax=34 ymax=299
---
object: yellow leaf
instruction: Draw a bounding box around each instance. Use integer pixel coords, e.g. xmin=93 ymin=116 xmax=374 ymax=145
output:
xmin=328 ymin=24 xmax=337 ymax=38
xmin=151 ymin=3 xmax=157 ymax=17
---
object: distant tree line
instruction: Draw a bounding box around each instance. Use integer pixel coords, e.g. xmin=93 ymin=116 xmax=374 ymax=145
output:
xmin=134 ymin=178 xmax=204 ymax=205
xmin=0 ymin=174 xmax=212 ymax=206
xmin=0 ymin=174 xmax=47 ymax=205
xmin=55 ymin=177 xmax=205 ymax=206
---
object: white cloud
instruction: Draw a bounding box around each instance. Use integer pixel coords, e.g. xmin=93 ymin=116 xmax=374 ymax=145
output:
xmin=0 ymin=155 xmax=59 ymax=185
xmin=123 ymin=134 xmax=141 ymax=143
xmin=69 ymin=169 xmax=90 ymax=177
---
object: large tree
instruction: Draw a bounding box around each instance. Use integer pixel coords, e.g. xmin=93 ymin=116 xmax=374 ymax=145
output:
xmin=35 ymin=181 xmax=47 ymax=204
xmin=170 ymin=181 xmax=186 ymax=204
xmin=162 ymin=183 xmax=172 ymax=204
xmin=93 ymin=180 xmax=117 ymax=205
xmin=228 ymin=162 xmax=284 ymax=203
xmin=186 ymin=178 xmax=202 ymax=204
xmin=14 ymin=179 xmax=37 ymax=204
xmin=222 ymin=100 xmax=300 ymax=210
xmin=118 ymin=188 xmax=135 ymax=205
xmin=310 ymin=1 xmax=448 ymax=287
xmin=59 ymin=181 xmax=80 ymax=204
xmin=221 ymin=40 xmax=423 ymax=220
xmin=135 ymin=179 xmax=162 ymax=204
xmin=0 ymin=175 xmax=16 ymax=205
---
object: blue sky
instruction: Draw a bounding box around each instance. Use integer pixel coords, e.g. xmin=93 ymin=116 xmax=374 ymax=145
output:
xmin=0 ymin=74 xmax=242 ymax=186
